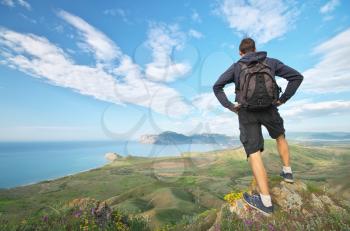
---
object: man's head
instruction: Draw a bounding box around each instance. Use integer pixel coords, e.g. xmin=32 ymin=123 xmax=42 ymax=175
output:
xmin=239 ymin=38 xmax=256 ymax=56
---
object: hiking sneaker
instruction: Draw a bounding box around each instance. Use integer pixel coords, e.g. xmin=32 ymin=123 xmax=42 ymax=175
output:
xmin=243 ymin=192 xmax=274 ymax=216
xmin=280 ymin=171 xmax=294 ymax=183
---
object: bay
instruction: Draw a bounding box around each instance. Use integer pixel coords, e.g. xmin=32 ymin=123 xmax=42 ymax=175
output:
xmin=0 ymin=140 xmax=240 ymax=188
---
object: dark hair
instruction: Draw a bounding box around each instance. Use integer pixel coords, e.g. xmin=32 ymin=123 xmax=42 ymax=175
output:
xmin=239 ymin=38 xmax=256 ymax=54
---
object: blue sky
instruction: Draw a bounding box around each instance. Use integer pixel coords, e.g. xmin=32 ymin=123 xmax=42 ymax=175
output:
xmin=0 ymin=0 xmax=350 ymax=141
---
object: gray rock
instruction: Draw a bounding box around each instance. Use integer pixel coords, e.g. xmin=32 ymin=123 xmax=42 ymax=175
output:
xmin=271 ymin=181 xmax=305 ymax=211
xmin=311 ymin=193 xmax=324 ymax=210
xmin=319 ymin=195 xmax=346 ymax=213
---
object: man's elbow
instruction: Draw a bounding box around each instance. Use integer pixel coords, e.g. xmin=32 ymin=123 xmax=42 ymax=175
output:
xmin=212 ymin=83 xmax=221 ymax=94
xmin=290 ymin=72 xmax=304 ymax=83
xmin=296 ymin=74 xmax=304 ymax=85
xmin=299 ymin=73 xmax=304 ymax=82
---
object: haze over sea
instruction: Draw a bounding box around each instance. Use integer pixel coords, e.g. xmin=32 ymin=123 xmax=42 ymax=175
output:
xmin=0 ymin=140 xmax=239 ymax=189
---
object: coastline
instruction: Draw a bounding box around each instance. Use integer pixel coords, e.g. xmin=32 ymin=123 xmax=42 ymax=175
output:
xmin=0 ymin=162 xmax=109 ymax=190
xmin=0 ymin=141 xmax=241 ymax=190
xmin=0 ymin=144 xmax=242 ymax=190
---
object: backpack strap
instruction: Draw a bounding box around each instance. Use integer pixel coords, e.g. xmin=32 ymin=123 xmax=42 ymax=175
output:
xmin=259 ymin=59 xmax=272 ymax=70
xmin=259 ymin=58 xmax=283 ymax=95
xmin=236 ymin=62 xmax=248 ymax=92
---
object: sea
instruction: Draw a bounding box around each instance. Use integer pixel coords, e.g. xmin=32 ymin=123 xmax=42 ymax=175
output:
xmin=0 ymin=140 xmax=240 ymax=189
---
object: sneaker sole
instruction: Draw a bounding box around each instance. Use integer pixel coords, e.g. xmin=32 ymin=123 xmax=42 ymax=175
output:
xmin=243 ymin=197 xmax=272 ymax=217
xmin=280 ymin=173 xmax=294 ymax=183
xmin=284 ymin=178 xmax=294 ymax=183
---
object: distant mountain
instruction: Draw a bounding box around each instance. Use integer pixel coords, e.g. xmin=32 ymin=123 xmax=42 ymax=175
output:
xmin=139 ymin=131 xmax=238 ymax=145
xmin=139 ymin=131 xmax=350 ymax=145
xmin=287 ymin=132 xmax=350 ymax=141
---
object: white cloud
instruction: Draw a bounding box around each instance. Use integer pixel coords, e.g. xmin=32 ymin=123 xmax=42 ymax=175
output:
xmin=57 ymin=10 xmax=122 ymax=63
xmin=54 ymin=24 xmax=64 ymax=33
xmin=0 ymin=13 xmax=193 ymax=117
xmin=145 ymin=22 xmax=191 ymax=82
xmin=215 ymin=0 xmax=299 ymax=44
xmin=1 ymin=0 xmax=30 ymax=9
xmin=111 ymin=55 xmax=192 ymax=116
xmin=1 ymin=0 xmax=14 ymax=7
xmin=192 ymin=92 xmax=221 ymax=112
xmin=191 ymin=10 xmax=202 ymax=23
xmin=302 ymin=27 xmax=350 ymax=93
xmin=281 ymin=100 xmax=350 ymax=118
xmin=17 ymin=0 xmax=30 ymax=9
xmin=0 ymin=28 xmax=123 ymax=104
xmin=320 ymin=0 xmax=339 ymax=14
xmin=185 ymin=113 xmax=238 ymax=136
xmin=191 ymin=85 xmax=236 ymax=113
xmin=188 ymin=29 xmax=203 ymax=39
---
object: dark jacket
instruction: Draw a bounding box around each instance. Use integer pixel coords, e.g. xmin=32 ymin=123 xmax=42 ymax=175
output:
xmin=212 ymin=51 xmax=303 ymax=109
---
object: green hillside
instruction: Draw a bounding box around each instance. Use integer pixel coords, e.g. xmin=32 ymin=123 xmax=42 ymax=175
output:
xmin=0 ymin=140 xmax=349 ymax=230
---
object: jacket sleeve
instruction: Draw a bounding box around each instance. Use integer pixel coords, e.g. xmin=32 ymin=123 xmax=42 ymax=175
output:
xmin=212 ymin=63 xmax=236 ymax=109
xmin=274 ymin=59 xmax=303 ymax=103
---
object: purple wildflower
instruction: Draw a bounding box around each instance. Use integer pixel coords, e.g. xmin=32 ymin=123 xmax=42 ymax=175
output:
xmin=42 ymin=215 xmax=48 ymax=222
xmin=268 ymin=223 xmax=276 ymax=231
xmin=73 ymin=210 xmax=82 ymax=218
xmin=91 ymin=207 xmax=95 ymax=216
xmin=244 ymin=219 xmax=254 ymax=226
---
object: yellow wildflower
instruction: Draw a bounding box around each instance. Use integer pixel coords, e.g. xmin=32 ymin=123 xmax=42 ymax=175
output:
xmin=224 ymin=191 xmax=243 ymax=206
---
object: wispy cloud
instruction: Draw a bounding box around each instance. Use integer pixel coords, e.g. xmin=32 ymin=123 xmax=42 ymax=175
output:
xmin=192 ymin=92 xmax=221 ymax=113
xmin=320 ymin=0 xmax=340 ymax=14
xmin=103 ymin=8 xmax=130 ymax=23
xmin=188 ymin=29 xmax=203 ymax=39
xmin=302 ymin=27 xmax=350 ymax=93
xmin=191 ymin=9 xmax=202 ymax=23
xmin=214 ymin=0 xmax=299 ymax=44
xmin=281 ymin=100 xmax=350 ymax=118
xmin=57 ymin=10 xmax=122 ymax=63
xmin=0 ymin=11 xmax=193 ymax=117
xmin=144 ymin=22 xmax=191 ymax=82
xmin=1 ymin=0 xmax=30 ymax=10
xmin=18 ymin=13 xmax=37 ymax=24
xmin=0 ymin=28 xmax=123 ymax=104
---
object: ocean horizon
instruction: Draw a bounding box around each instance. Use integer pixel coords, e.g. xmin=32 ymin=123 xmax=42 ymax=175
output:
xmin=0 ymin=140 xmax=240 ymax=189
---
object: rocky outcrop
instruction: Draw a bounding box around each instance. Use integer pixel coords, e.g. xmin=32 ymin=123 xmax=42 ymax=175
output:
xmin=227 ymin=180 xmax=347 ymax=219
xmin=139 ymin=134 xmax=158 ymax=144
xmin=105 ymin=152 xmax=122 ymax=161
xmin=271 ymin=180 xmax=306 ymax=212
xmin=207 ymin=179 xmax=349 ymax=231
xmin=67 ymin=197 xmax=113 ymax=229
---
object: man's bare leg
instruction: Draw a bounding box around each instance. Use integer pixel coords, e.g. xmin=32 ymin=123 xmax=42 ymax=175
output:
xmin=276 ymin=134 xmax=290 ymax=167
xmin=248 ymin=151 xmax=269 ymax=195
xmin=276 ymin=134 xmax=294 ymax=183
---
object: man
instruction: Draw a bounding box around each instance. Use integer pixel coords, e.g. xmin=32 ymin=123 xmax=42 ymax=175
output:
xmin=213 ymin=38 xmax=303 ymax=216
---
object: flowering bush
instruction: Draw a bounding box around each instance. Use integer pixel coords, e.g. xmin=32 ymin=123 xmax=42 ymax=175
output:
xmin=224 ymin=191 xmax=243 ymax=206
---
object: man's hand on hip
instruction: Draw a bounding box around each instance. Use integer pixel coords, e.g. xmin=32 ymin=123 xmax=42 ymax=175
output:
xmin=276 ymin=100 xmax=283 ymax=107
xmin=228 ymin=103 xmax=240 ymax=114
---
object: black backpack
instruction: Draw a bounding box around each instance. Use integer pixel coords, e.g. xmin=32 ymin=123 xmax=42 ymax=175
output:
xmin=236 ymin=59 xmax=281 ymax=111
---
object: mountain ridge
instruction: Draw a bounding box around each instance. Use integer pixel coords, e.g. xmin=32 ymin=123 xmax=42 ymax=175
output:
xmin=139 ymin=131 xmax=238 ymax=144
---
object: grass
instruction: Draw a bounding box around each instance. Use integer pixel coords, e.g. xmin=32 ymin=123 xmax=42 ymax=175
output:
xmin=0 ymin=140 xmax=350 ymax=229
xmin=219 ymin=203 xmax=350 ymax=231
